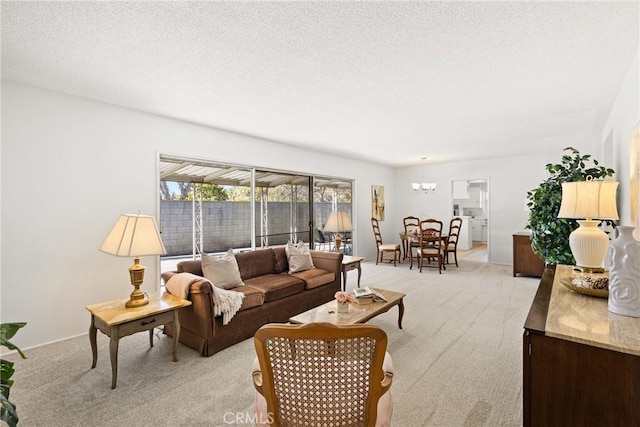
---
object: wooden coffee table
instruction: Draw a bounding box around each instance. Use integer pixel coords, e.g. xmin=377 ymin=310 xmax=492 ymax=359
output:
xmin=289 ymin=288 xmax=405 ymax=329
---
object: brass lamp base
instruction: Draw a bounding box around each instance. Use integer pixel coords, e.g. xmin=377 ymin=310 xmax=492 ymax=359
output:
xmin=125 ymin=288 xmax=149 ymax=308
xmin=126 ymin=257 xmax=149 ymax=308
xmin=573 ymin=266 xmax=606 ymax=274
xmin=334 ymin=234 xmax=342 ymax=253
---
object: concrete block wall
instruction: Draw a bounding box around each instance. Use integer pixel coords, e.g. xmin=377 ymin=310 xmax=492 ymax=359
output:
xmin=160 ymin=201 xmax=352 ymax=256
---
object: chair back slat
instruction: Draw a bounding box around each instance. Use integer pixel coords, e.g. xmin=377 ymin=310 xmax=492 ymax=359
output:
xmin=444 ymin=217 xmax=464 ymax=267
xmin=371 ymin=217 xmax=384 ymax=247
xmin=419 ymin=218 xmax=443 ymax=246
xmin=403 ymin=216 xmax=420 ymax=235
xmin=417 ymin=219 xmax=445 ymax=273
xmin=447 ymin=217 xmax=463 ymax=245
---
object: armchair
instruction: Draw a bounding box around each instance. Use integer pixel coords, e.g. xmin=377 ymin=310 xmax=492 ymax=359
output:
xmin=252 ymin=322 xmax=393 ymax=426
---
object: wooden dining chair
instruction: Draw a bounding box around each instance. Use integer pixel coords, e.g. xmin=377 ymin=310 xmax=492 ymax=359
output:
xmin=402 ymin=216 xmax=420 ymax=260
xmin=253 ymin=322 xmax=394 ymax=427
xmin=416 ymin=218 xmax=445 ymax=274
xmin=371 ymin=217 xmax=401 ymax=266
xmin=445 ymin=217 xmax=463 ymax=267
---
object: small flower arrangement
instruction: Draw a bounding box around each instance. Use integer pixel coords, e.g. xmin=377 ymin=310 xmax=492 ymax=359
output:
xmin=334 ymin=291 xmax=354 ymax=304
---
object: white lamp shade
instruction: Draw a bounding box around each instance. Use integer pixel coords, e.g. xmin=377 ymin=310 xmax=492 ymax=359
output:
xmin=323 ymin=211 xmax=354 ymax=233
xmin=558 ymin=180 xmax=619 ymax=220
xmin=422 ymin=183 xmax=437 ymax=192
xmin=100 ymin=214 xmax=166 ymax=257
xmin=412 ymin=182 xmax=436 ymax=193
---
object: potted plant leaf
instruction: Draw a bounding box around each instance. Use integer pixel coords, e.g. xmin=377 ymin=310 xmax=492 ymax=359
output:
xmin=526 ymin=147 xmax=614 ymax=265
xmin=1 ymin=323 xmax=27 ymax=427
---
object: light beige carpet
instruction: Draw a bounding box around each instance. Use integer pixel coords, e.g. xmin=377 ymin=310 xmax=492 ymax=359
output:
xmin=7 ymin=259 xmax=539 ymax=426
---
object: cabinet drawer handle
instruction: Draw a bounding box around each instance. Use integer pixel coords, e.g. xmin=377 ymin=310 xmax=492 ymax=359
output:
xmin=141 ymin=318 xmax=156 ymax=326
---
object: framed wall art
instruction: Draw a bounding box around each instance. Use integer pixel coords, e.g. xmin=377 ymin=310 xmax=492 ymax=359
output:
xmin=631 ymin=122 xmax=639 ymax=240
xmin=371 ymin=185 xmax=385 ymax=221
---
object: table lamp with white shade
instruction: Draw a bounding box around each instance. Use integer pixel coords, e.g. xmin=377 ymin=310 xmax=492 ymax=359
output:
xmin=323 ymin=211 xmax=353 ymax=253
xmin=99 ymin=213 xmax=167 ymax=308
xmin=557 ymin=179 xmax=619 ymax=273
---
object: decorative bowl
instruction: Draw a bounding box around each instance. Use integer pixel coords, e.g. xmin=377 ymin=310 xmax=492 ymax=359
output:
xmin=560 ymin=271 xmax=609 ymax=298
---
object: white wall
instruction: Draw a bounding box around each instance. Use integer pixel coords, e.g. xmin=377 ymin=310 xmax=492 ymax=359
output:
xmin=3 ymin=51 xmax=637 ymax=349
xmin=392 ymin=134 xmax=600 ymax=265
xmin=1 ymin=82 xmax=394 ymax=349
xmin=602 ymin=49 xmax=639 ymax=231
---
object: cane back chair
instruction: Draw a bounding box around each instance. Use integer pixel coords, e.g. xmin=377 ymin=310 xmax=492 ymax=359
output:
xmin=253 ymin=322 xmax=393 ymax=426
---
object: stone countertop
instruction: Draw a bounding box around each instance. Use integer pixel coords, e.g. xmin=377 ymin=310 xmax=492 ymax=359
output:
xmin=545 ymin=264 xmax=640 ymax=356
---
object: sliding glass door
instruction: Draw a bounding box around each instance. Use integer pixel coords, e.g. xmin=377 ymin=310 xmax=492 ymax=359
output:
xmin=312 ymin=177 xmax=353 ymax=254
xmin=158 ymin=155 xmax=353 ymax=264
xmin=254 ymin=170 xmax=311 ymax=248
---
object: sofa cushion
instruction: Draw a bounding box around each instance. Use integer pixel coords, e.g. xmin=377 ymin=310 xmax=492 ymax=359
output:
xmin=177 ymin=260 xmax=203 ymax=276
xmin=235 ymin=249 xmax=276 ymax=280
xmin=273 ymin=247 xmax=289 ymax=274
xmin=285 ymin=241 xmax=315 ymax=273
xmin=201 ymin=249 xmax=244 ymax=290
xmin=244 ymin=274 xmax=305 ymax=302
xmin=233 ymin=285 xmax=265 ymax=311
xmin=290 ymin=268 xmax=335 ymax=290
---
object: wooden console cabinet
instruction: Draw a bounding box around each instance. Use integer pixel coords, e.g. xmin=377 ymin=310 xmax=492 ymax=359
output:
xmin=523 ymin=265 xmax=640 ymax=426
xmin=513 ymin=232 xmax=545 ymax=277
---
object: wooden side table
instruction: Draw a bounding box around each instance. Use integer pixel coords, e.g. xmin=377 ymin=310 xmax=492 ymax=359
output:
xmin=513 ymin=232 xmax=545 ymax=277
xmin=86 ymin=292 xmax=191 ymax=389
xmin=341 ymin=256 xmax=365 ymax=291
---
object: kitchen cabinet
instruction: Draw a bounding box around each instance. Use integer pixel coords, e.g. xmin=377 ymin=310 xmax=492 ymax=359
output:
xmin=456 ymin=186 xmax=484 ymax=208
xmin=471 ymin=222 xmax=481 ymax=241
xmin=452 ymin=180 xmax=469 ymax=199
xmin=466 ymin=186 xmax=484 ymax=208
xmin=456 ymin=216 xmax=472 ymax=250
xmin=471 ymin=218 xmax=487 ymax=242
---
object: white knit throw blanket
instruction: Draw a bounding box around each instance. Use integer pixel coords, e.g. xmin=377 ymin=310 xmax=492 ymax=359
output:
xmin=165 ymin=272 xmax=245 ymax=325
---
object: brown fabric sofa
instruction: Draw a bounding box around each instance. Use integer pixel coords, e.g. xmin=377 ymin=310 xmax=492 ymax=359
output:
xmin=161 ymin=247 xmax=343 ymax=356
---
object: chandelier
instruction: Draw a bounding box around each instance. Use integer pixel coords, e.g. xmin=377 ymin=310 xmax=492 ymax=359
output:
xmin=412 ymin=157 xmax=437 ymax=194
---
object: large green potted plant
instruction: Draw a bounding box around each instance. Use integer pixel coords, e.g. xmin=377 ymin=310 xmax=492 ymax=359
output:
xmin=1 ymin=323 xmax=27 ymax=427
xmin=526 ymin=147 xmax=614 ymax=265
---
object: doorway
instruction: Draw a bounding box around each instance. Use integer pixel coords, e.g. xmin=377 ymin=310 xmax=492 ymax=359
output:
xmin=451 ymin=178 xmax=490 ymax=263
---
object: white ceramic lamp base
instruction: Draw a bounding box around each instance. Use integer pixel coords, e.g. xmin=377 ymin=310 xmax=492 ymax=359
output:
xmin=569 ymin=220 xmax=609 ymax=271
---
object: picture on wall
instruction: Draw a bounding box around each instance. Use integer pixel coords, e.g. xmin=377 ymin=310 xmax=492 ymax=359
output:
xmin=632 ymin=123 xmax=640 ymax=240
xmin=372 ymin=185 xmax=385 ymax=221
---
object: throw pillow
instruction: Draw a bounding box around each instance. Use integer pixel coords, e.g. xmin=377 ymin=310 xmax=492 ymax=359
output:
xmin=286 ymin=240 xmax=315 ymax=274
xmin=201 ymin=249 xmax=244 ymax=289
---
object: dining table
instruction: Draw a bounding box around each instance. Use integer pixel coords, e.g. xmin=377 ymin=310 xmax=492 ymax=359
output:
xmin=398 ymin=230 xmax=449 ymax=267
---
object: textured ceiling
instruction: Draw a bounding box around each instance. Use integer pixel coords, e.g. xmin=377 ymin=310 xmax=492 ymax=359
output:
xmin=2 ymin=1 xmax=639 ymax=167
